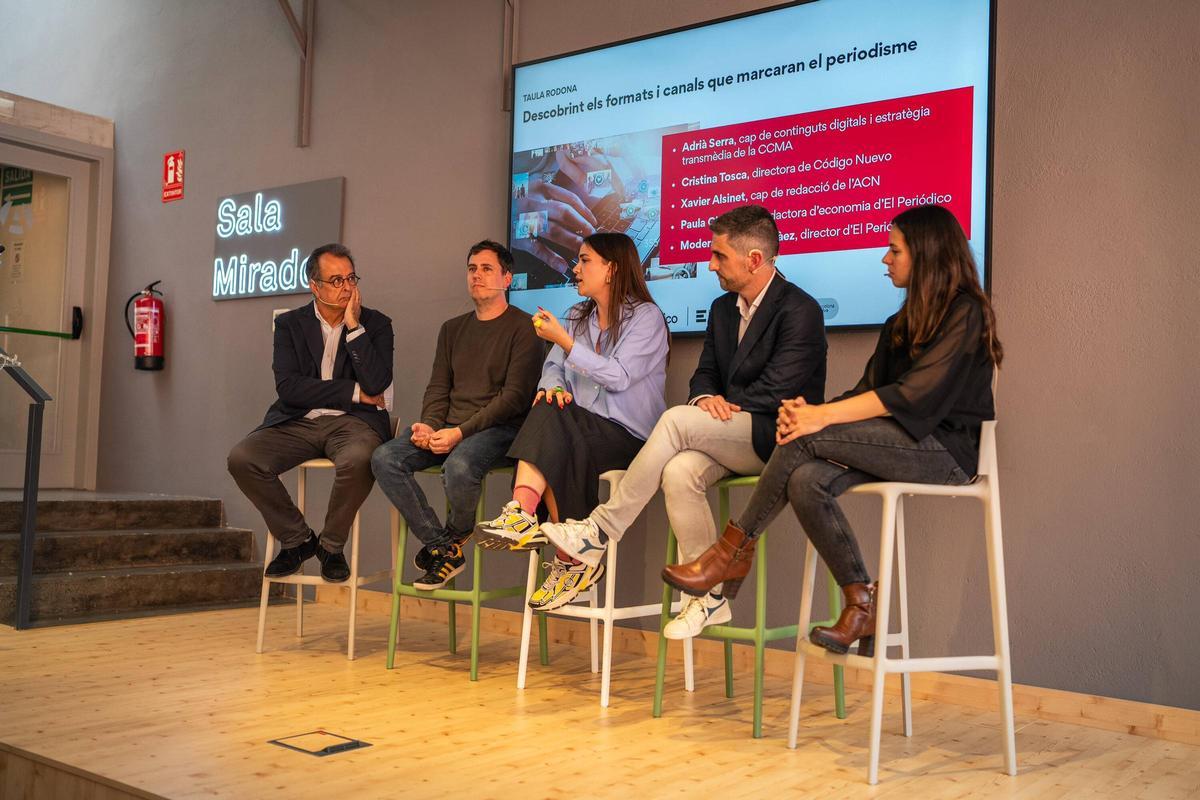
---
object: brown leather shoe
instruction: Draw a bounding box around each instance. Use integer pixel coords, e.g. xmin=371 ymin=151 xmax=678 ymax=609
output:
xmin=809 ymin=582 xmax=877 ymax=656
xmin=661 ymin=521 xmax=757 ymax=599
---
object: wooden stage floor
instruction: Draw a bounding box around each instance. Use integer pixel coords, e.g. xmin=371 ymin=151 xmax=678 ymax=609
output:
xmin=1 ymin=602 xmax=1197 ymax=799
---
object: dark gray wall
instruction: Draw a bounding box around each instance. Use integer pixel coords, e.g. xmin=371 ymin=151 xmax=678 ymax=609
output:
xmin=1 ymin=0 xmax=1196 ymax=709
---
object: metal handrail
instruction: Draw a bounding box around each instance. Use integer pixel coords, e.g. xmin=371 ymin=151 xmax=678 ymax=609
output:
xmin=1 ymin=346 xmax=52 ymax=630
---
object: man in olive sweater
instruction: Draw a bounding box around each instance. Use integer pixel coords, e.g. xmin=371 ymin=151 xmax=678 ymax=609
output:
xmin=371 ymin=240 xmax=543 ymax=589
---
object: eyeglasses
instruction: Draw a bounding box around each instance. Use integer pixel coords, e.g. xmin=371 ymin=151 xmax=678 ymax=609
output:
xmin=314 ymin=274 xmax=360 ymax=289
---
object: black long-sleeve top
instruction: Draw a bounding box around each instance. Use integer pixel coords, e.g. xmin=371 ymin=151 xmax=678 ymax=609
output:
xmin=834 ymin=290 xmax=995 ymax=476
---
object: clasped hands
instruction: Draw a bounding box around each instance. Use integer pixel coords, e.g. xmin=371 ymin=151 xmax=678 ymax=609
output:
xmin=410 ymin=422 xmax=463 ymax=454
xmin=776 ymin=397 xmax=828 ymax=445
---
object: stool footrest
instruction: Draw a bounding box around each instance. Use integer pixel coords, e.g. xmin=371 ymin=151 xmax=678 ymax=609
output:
xmin=548 ymin=601 xmax=672 ymax=621
xmin=394 ymin=583 xmax=525 ymax=602
xmin=799 ymin=639 xmax=999 ymax=674
xmin=702 ymin=623 xmax=798 ymax=644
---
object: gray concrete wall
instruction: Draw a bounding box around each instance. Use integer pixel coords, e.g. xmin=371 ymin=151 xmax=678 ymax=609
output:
xmin=0 ymin=0 xmax=1196 ymax=709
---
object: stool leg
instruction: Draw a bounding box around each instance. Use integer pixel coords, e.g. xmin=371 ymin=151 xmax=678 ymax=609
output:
xmin=680 ymin=527 xmax=695 ymax=693
xmin=469 ymin=543 xmax=483 ymax=681
xmin=788 ymin=540 xmax=820 ymax=749
xmin=653 ymin=528 xmax=676 ymax=718
xmin=827 ymin=568 xmax=847 ymax=719
xmin=985 ymin=489 xmax=1018 ymax=776
xmin=387 ymin=509 xmax=404 ymax=670
xmin=720 ymin=486 xmax=734 ymax=700
xmin=447 ymin=574 xmax=457 ymax=654
xmin=724 ymin=641 xmax=734 ymax=698
xmin=589 ymin=585 xmax=600 ymax=674
xmin=517 ymin=550 xmax=537 ymax=689
xmin=896 ymin=496 xmax=912 ymax=737
xmin=256 ymin=532 xmax=275 ymax=654
xmin=867 ymin=493 xmax=898 ymax=785
xmin=599 ymin=541 xmax=617 ymax=708
xmin=347 ymin=513 xmax=361 ymax=661
xmin=537 ymin=559 xmax=550 ymax=666
xmin=752 ymin=531 xmax=768 ymax=738
xmin=296 ymin=469 xmax=307 ymax=638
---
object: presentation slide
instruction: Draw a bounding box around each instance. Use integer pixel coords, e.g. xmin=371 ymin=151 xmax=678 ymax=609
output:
xmin=508 ymin=0 xmax=992 ymax=333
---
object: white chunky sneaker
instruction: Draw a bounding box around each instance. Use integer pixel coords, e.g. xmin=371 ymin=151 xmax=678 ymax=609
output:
xmin=663 ymin=592 xmax=731 ymax=640
xmin=475 ymin=501 xmax=545 ymax=551
xmin=540 ymin=517 xmax=607 ymax=568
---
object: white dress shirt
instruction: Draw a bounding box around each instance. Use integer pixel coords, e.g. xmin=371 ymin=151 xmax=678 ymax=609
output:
xmin=305 ymin=301 xmax=368 ymax=419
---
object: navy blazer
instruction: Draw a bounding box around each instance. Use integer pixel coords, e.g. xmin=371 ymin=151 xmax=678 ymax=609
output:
xmin=689 ymin=273 xmax=827 ymax=463
xmin=256 ymin=302 xmax=395 ymax=443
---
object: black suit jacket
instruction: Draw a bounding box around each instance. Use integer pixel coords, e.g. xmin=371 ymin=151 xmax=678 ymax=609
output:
xmin=689 ymin=273 xmax=827 ymax=463
xmin=256 ymin=302 xmax=395 ymax=442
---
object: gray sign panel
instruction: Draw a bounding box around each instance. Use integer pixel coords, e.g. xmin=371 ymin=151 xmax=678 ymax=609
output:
xmin=211 ymin=177 xmax=344 ymax=300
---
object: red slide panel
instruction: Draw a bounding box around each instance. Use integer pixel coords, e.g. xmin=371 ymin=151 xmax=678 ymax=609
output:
xmin=659 ymin=87 xmax=973 ymax=264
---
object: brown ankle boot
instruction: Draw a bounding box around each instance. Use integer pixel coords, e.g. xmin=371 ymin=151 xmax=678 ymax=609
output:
xmin=809 ymin=582 xmax=877 ymax=656
xmin=661 ymin=521 xmax=757 ymax=599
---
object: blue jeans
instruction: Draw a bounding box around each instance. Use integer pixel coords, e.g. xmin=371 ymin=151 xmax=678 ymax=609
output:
xmin=734 ymin=418 xmax=970 ymax=586
xmin=371 ymin=425 xmax=518 ymax=547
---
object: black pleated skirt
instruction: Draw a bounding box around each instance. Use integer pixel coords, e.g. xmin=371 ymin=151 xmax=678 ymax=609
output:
xmin=506 ymin=401 xmax=644 ymax=520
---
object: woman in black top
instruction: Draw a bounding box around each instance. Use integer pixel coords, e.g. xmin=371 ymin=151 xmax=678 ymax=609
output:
xmin=663 ymin=204 xmax=1003 ymax=656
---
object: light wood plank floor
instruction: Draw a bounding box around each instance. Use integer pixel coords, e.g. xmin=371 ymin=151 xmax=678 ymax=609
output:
xmin=1 ymin=604 xmax=1196 ymax=799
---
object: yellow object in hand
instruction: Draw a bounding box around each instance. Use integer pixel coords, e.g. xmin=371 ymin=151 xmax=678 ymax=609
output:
xmin=533 ymin=318 xmax=544 ymax=329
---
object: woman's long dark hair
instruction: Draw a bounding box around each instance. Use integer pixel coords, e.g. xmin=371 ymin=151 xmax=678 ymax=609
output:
xmin=891 ymin=205 xmax=1003 ymax=366
xmin=567 ymin=232 xmax=664 ymax=353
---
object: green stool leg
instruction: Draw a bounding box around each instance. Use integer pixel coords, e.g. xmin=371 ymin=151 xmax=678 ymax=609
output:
xmin=724 ymin=641 xmax=734 ymax=697
xmin=469 ymin=543 xmax=483 ymax=680
xmin=386 ymin=514 xmax=408 ymax=670
xmin=720 ymin=487 xmax=735 ymax=698
xmin=447 ymin=576 xmax=457 ymax=653
xmin=536 ymin=559 xmax=550 ymax=666
xmin=653 ymin=527 xmax=678 ymax=717
xmin=828 ymin=571 xmax=847 ymax=719
xmin=752 ymin=532 xmax=769 ymax=738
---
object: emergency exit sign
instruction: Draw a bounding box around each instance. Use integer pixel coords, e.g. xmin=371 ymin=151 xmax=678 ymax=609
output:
xmin=162 ymin=150 xmax=185 ymax=203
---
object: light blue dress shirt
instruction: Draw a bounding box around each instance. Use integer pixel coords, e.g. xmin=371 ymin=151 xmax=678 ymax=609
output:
xmin=539 ymin=301 xmax=668 ymax=440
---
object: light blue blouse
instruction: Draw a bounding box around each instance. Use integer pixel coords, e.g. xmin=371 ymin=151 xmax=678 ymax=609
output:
xmin=538 ymin=301 xmax=669 ymax=440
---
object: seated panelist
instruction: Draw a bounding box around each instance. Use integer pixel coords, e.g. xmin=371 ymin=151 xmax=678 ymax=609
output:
xmin=370 ymin=241 xmax=543 ymax=590
xmin=228 ymin=243 xmax=393 ymax=583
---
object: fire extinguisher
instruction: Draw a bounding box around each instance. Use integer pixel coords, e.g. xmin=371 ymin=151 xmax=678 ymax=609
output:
xmin=124 ymin=280 xmax=165 ymax=371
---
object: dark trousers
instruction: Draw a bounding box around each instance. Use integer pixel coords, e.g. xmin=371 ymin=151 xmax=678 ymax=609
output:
xmin=735 ymin=418 xmax=969 ymax=586
xmin=507 ymin=402 xmax=644 ymax=521
xmin=370 ymin=425 xmax=518 ymax=547
xmin=227 ymin=415 xmax=383 ymax=552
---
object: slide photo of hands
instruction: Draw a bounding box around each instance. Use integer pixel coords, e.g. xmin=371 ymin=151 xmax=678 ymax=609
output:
xmin=509 ymin=123 xmax=702 ymax=291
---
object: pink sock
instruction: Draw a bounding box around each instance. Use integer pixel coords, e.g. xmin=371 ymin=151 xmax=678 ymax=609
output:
xmin=513 ymin=484 xmax=541 ymax=515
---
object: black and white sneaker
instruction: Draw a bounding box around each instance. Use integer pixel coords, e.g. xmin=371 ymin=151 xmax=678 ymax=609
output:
xmin=412 ymin=544 xmax=466 ymax=590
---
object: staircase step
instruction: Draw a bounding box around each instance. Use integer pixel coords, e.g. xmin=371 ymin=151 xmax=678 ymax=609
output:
xmin=0 ymin=527 xmax=256 ymax=574
xmin=0 ymin=562 xmax=272 ymax=624
xmin=0 ymin=496 xmax=223 ymax=532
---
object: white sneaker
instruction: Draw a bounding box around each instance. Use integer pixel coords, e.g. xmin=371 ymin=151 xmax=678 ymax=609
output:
xmin=475 ymin=501 xmax=545 ymax=551
xmin=540 ymin=517 xmax=607 ymax=568
xmin=663 ymin=593 xmax=731 ymax=639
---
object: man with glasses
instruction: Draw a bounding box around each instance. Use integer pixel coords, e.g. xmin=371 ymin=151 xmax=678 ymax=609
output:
xmin=228 ymin=243 xmax=394 ymax=582
xmin=370 ymin=241 xmax=543 ymax=590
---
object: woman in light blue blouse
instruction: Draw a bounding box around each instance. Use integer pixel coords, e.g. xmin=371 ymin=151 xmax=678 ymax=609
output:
xmin=476 ymin=232 xmax=669 ymax=610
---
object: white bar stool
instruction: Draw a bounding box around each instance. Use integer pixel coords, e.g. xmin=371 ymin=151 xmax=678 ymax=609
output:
xmin=255 ymin=457 xmax=396 ymax=661
xmin=787 ymin=420 xmax=1016 ymax=784
xmin=517 ymin=470 xmax=689 ymax=707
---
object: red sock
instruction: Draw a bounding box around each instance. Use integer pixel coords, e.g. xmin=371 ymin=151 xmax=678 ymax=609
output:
xmin=513 ymin=484 xmax=541 ymax=515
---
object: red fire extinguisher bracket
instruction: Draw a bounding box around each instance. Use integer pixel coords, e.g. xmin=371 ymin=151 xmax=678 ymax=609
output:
xmin=124 ymin=281 xmax=165 ymax=371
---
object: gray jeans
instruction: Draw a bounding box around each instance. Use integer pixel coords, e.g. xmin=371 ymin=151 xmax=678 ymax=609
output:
xmin=735 ymin=417 xmax=969 ymax=586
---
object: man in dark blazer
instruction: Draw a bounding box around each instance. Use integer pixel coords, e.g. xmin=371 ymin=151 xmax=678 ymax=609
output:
xmin=539 ymin=205 xmax=827 ymax=629
xmin=228 ymin=243 xmax=394 ymax=582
